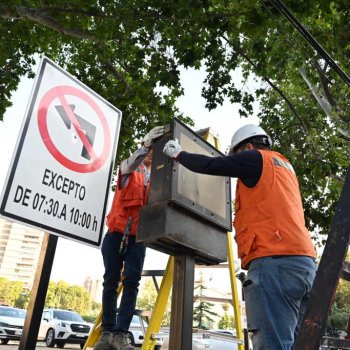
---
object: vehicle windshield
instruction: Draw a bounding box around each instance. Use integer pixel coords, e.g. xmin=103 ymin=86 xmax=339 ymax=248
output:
xmin=130 ymin=315 xmax=147 ymax=327
xmin=53 ymin=310 xmax=84 ymax=322
xmin=0 ymin=307 xmax=26 ymax=319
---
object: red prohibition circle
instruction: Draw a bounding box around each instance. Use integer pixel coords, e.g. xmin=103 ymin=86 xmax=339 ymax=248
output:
xmin=38 ymin=86 xmax=111 ymax=173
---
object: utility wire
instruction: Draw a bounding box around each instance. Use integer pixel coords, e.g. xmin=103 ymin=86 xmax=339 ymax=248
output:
xmin=262 ymin=1 xmax=348 ymax=103
xmin=269 ymin=0 xmax=350 ymax=88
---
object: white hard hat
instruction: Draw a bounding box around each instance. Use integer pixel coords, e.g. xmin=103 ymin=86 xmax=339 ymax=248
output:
xmin=229 ymin=124 xmax=272 ymax=154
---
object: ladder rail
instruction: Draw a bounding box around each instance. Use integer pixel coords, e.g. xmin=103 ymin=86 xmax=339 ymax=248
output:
xmin=227 ymin=232 xmax=245 ymax=350
xmin=84 ymin=282 xmax=124 ymax=349
xmin=294 ymin=168 xmax=350 ymax=350
xmin=141 ymin=256 xmax=174 ymax=350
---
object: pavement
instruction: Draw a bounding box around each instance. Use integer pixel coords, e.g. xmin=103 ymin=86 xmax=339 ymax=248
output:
xmin=0 ymin=341 xmax=80 ymax=350
xmin=0 ymin=341 xmax=142 ymax=350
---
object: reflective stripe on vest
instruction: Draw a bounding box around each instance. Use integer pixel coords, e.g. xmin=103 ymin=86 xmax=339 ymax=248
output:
xmin=234 ymin=150 xmax=316 ymax=269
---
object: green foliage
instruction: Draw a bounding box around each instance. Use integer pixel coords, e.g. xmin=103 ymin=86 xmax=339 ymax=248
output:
xmin=1 ymin=1 xmax=350 ymax=235
xmin=81 ymin=314 xmax=96 ymax=323
xmin=327 ymin=252 xmax=350 ymax=333
xmin=14 ymin=289 xmax=30 ymax=309
xmin=218 ymin=303 xmax=236 ymax=329
xmin=334 ymin=278 xmax=350 ymax=311
xmin=218 ymin=313 xmax=235 ymax=330
xmin=137 ymin=280 xmax=171 ymax=326
xmin=327 ymin=302 xmax=350 ymax=336
xmin=0 ymin=278 xmax=29 ymax=307
xmin=193 ymin=272 xmax=219 ymax=330
xmin=45 ymin=280 xmax=93 ymax=315
xmin=136 ymin=280 xmax=158 ymax=310
xmin=90 ymin=300 xmax=103 ymax=317
xmin=193 ymin=300 xmax=218 ymax=330
xmin=0 ymin=277 xmax=100 ymax=317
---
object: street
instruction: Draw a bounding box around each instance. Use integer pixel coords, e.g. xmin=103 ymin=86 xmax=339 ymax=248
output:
xmin=0 ymin=341 xmax=142 ymax=350
xmin=0 ymin=341 xmax=80 ymax=350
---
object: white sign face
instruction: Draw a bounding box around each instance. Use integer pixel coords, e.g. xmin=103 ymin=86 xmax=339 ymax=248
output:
xmin=0 ymin=57 xmax=121 ymax=247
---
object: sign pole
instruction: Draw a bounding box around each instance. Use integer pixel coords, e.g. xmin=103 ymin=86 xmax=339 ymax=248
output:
xmin=19 ymin=233 xmax=58 ymax=350
xmin=169 ymin=255 xmax=195 ymax=349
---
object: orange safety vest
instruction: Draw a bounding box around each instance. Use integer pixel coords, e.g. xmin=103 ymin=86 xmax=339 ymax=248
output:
xmin=106 ymin=165 xmax=150 ymax=235
xmin=234 ymin=150 xmax=316 ymax=269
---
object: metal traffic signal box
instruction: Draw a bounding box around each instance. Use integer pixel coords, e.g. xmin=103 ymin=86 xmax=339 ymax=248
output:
xmin=137 ymin=118 xmax=232 ymax=265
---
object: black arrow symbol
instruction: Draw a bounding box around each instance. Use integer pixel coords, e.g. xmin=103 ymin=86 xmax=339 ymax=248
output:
xmin=55 ymin=104 xmax=96 ymax=161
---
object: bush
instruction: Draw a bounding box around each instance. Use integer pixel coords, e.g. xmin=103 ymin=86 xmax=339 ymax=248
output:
xmin=82 ymin=315 xmax=96 ymax=323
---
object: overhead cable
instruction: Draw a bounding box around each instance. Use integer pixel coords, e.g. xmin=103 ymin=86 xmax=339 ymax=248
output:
xmin=269 ymin=0 xmax=350 ymax=88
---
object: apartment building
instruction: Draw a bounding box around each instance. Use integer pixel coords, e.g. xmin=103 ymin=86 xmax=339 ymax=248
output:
xmin=83 ymin=276 xmax=103 ymax=303
xmin=0 ymin=218 xmax=44 ymax=288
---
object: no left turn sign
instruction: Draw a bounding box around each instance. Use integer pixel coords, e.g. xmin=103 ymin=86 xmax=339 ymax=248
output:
xmin=38 ymin=85 xmax=111 ymax=173
xmin=0 ymin=57 xmax=122 ymax=247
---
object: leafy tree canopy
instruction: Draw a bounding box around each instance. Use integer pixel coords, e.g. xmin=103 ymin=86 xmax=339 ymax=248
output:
xmin=218 ymin=303 xmax=236 ymax=330
xmin=137 ymin=279 xmax=171 ymax=326
xmin=0 ymin=278 xmax=28 ymax=307
xmin=46 ymin=280 xmax=92 ymax=315
xmin=1 ymin=0 xmax=349 ymax=236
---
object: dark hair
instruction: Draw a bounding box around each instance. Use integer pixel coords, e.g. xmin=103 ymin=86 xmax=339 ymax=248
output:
xmin=234 ymin=136 xmax=271 ymax=153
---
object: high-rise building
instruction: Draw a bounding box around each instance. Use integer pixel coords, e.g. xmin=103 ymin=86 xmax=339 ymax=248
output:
xmin=0 ymin=218 xmax=44 ymax=289
xmin=83 ymin=276 xmax=103 ymax=303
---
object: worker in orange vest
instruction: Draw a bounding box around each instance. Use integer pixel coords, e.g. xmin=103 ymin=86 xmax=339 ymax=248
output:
xmin=94 ymin=126 xmax=164 ymax=350
xmin=163 ymin=124 xmax=317 ymax=350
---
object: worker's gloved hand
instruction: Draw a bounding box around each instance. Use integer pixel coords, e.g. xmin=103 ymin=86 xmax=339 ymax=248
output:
xmin=141 ymin=126 xmax=165 ymax=148
xmin=163 ymin=138 xmax=182 ymax=158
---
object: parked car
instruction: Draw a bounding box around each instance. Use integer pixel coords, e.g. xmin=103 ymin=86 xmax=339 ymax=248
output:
xmin=38 ymin=308 xmax=91 ymax=348
xmin=204 ymin=330 xmax=239 ymax=350
xmin=161 ymin=333 xmax=210 ymax=350
xmin=126 ymin=312 xmax=163 ymax=349
xmin=210 ymin=329 xmax=236 ymax=336
xmin=0 ymin=305 xmax=26 ymax=344
xmin=162 ymin=329 xmax=240 ymax=350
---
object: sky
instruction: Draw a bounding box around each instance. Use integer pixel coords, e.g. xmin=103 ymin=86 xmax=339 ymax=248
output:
xmin=0 ymin=61 xmax=259 ymax=288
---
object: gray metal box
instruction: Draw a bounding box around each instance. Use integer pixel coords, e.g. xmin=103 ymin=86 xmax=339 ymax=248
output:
xmin=137 ymin=119 xmax=232 ymax=264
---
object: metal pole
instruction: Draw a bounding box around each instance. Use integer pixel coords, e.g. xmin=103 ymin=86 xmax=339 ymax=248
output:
xmin=141 ymin=257 xmax=174 ymax=350
xmin=269 ymin=0 xmax=350 ymax=88
xmin=19 ymin=233 xmax=58 ymax=350
xmin=169 ymin=255 xmax=195 ymax=350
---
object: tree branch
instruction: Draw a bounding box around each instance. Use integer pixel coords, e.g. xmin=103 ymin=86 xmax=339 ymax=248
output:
xmin=1 ymin=4 xmax=132 ymax=92
xmin=313 ymin=61 xmax=337 ymax=107
xmin=220 ymin=35 xmax=345 ymax=183
xmin=14 ymin=5 xmax=98 ymax=41
xmin=102 ymin=59 xmax=132 ymax=96
xmin=313 ymin=60 xmax=350 ymax=126
xmin=221 ymin=35 xmax=309 ymax=134
xmin=36 ymin=6 xmax=105 ymax=18
xmin=299 ymin=66 xmax=350 ymax=140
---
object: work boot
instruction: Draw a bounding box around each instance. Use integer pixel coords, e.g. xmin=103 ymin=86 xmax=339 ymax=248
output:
xmin=109 ymin=332 xmax=134 ymax=350
xmin=94 ymin=331 xmax=112 ymax=350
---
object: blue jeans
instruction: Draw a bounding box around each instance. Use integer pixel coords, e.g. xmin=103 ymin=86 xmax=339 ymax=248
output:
xmin=101 ymin=231 xmax=146 ymax=332
xmin=243 ymin=256 xmax=317 ymax=350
